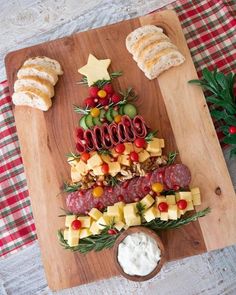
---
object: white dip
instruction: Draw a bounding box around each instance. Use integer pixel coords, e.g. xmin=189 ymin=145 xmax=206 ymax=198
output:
xmin=117 ymin=232 xmax=161 ymax=276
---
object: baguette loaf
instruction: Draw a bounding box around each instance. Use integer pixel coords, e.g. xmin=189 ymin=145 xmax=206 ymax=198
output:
xmin=23 ymin=56 xmax=63 ymax=75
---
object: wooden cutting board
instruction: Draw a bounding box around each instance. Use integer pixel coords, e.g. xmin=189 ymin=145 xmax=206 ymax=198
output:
xmin=5 ymin=10 xmax=236 ymax=291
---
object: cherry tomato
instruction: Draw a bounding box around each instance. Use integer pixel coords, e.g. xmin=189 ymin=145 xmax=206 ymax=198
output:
xmin=89 ymin=86 xmax=99 ymax=98
xmin=152 ymin=182 xmax=164 ymax=193
xmin=158 ymin=202 xmax=169 ymax=212
xmin=103 ymin=83 xmax=113 ymax=94
xmin=84 ymin=97 xmax=96 ymax=108
xmin=90 ymin=107 xmax=100 ymax=117
xmin=114 ymin=114 xmax=122 ymax=123
xmin=134 ymin=138 xmax=147 ymax=148
xmin=115 ymin=143 xmax=125 ymax=154
xmin=101 ymin=163 xmax=109 ymax=174
xmin=99 ymin=98 xmax=109 ymax=106
xmin=177 ymin=199 xmax=188 ymax=210
xmin=129 ymin=151 xmax=139 ymax=162
xmin=80 ymin=152 xmax=90 ymax=162
xmin=118 ymin=195 xmax=124 ymax=201
xmin=97 ymin=89 xmax=107 ymax=98
xmin=108 ymin=229 xmax=117 ymax=235
xmin=71 ymin=219 xmax=82 ymax=230
xmin=92 ymin=186 xmax=104 ymax=198
xmin=229 ymin=126 xmax=236 ymax=134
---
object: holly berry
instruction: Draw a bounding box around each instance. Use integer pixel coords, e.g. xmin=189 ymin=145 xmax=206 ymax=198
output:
xmin=84 ymin=97 xmax=96 ymax=108
xmin=115 ymin=143 xmax=125 ymax=154
xmin=99 ymin=98 xmax=110 ymax=106
xmin=108 ymin=229 xmax=117 ymax=235
xmin=92 ymin=186 xmax=104 ymax=198
xmin=80 ymin=152 xmax=90 ymax=162
xmin=114 ymin=114 xmax=122 ymax=123
xmin=71 ymin=219 xmax=82 ymax=230
xmin=152 ymin=182 xmax=164 ymax=193
xmin=97 ymin=89 xmax=107 ymax=98
xmin=158 ymin=202 xmax=168 ymax=212
xmin=89 ymin=86 xmax=99 ymax=98
xmin=177 ymin=199 xmax=188 ymax=210
xmin=130 ymin=151 xmax=139 ymax=162
xmin=103 ymin=83 xmax=113 ymax=94
xmin=118 ymin=195 xmax=124 ymax=201
xmin=101 ymin=163 xmax=109 ymax=174
xmin=134 ymin=138 xmax=147 ymax=148
xmin=90 ymin=107 xmax=100 ymax=117
xmin=111 ymin=93 xmax=121 ymax=104
xmin=229 ymin=126 xmax=236 ymax=134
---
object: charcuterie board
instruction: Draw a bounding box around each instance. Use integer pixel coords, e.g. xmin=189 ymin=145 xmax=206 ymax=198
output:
xmin=5 ymin=10 xmax=236 ymax=291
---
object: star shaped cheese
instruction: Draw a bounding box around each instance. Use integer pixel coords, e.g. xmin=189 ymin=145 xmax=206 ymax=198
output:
xmin=78 ymin=54 xmax=111 ymax=86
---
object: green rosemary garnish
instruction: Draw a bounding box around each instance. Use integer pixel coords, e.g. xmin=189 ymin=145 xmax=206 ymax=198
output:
xmin=145 ymin=130 xmax=158 ymax=142
xmin=136 ymin=202 xmax=146 ymax=216
xmin=107 ymin=176 xmax=119 ymax=187
xmin=73 ymin=105 xmax=90 ymax=115
xmin=77 ymin=71 xmax=123 ymax=87
xmin=66 ymin=152 xmax=80 ymax=161
xmin=63 ymin=182 xmax=81 ymax=193
xmin=167 ymin=151 xmax=178 ymax=165
xmin=98 ymin=149 xmax=112 ymax=156
xmin=119 ymin=87 xmax=137 ymax=104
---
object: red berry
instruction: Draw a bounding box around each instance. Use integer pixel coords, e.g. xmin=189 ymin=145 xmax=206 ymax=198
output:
xmin=111 ymin=93 xmax=121 ymax=104
xmin=101 ymin=163 xmax=109 ymax=174
xmin=134 ymin=138 xmax=147 ymax=148
xmin=158 ymin=202 xmax=169 ymax=212
xmin=94 ymin=98 xmax=99 ymax=103
xmin=129 ymin=151 xmax=139 ymax=162
xmin=99 ymin=98 xmax=110 ymax=106
xmin=108 ymin=229 xmax=117 ymax=235
xmin=89 ymin=86 xmax=99 ymax=98
xmin=71 ymin=220 xmax=82 ymax=230
xmin=103 ymin=83 xmax=113 ymax=94
xmin=173 ymin=185 xmax=180 ymax=191
xmin=118 ymin=195 xmax=124 ymax=201
xmin=84 ymin=97 xmax=96 ymax=108
xmin=177 ymin=199 xmax=188 ymax=210
xmin=115 ymin=143 xmax=125 ymax=154
xmin=229 ymin=126 xmax=236 ymax=134
xmin=80 ymin=152 xmax=90 ymax=162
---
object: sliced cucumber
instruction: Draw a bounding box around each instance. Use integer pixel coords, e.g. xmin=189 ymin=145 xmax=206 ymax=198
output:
xmin=85 ymin=114 xmax=94 ymax=129
xmin=93 ymin=116 xmax=102 ymax=126
xmin=79 ymin=115 xmax=88 ymax=130
xmin=123 ymin=103 xmax=137 ymax=119
xmin=119 ymin=105 xmax=125 ymax=115
xmin=99 ymin=109 xmax=106 ymax=121
xmin=111 ymin=109 xmax=119 ymax=118
xmin=105 ymin=108 xmax=114 ymax=122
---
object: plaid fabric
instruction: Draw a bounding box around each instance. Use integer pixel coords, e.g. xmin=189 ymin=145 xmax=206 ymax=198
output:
xmin=0 ymin=0 xmax=235 ymax=257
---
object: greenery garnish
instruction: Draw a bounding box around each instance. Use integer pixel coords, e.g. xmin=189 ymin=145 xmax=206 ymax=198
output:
xmin=73 ymin=105 xmax=90 ymax=115
xmin=66 ymin=152 xmax=80 ymax=161
xmin=136 ymin=202 xmax=146 ymax=216
xmin=77 ymin=71 xmax=123 ymax=87
xmin=119 ymin=87 xmax=137 ymax=104
xmin=64 ymin=182 xmax=81 ymax=193
xmin=167 ymin=151 xmax=178 ymax=165
xmin=98 ymin=149 xmax=112 ymax=156
xmin=145 ymin=130 xmax=158 ymax=142
xmin=189 ymin=68 xmax=236 ymax=157
xmin=107 ymin=176 xmax=119 ymax=187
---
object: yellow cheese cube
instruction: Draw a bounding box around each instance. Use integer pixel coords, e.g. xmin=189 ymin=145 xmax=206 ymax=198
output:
xmin=68 ymin=236 xmax=79 ymax=247
xmin=143 ymin=206 xmax=158 ymax=222
xmin=118 ymin=154 xmax=131 ymax=166
xmin=156 ymin=196 xmax=166 ymax=205
xmin=107 ymin=205 xmax=121 ymax=217
xmin=156 ymin=208 xmax=161 ymax=218
xmin=134 ymin=146 xmax=143 ymax=153
xmin=111 ymin=148 xmax=119 ymax=158
xmin=64 ymin=229 xmax=69 ymax=240
xmin=75 ymin=160 xmax=88 ymax=175
xmin=92 ymin=165 xmax=104 ymax=176
xmin=114 ymin=201 xmax=125 ymax=210
xmin=108 ymin=162 xmax=121 ymax=176
xmin=90 ymin=221 xmax=101 ymax=235
xmin=123 ymin=203 xmax=137 ymax=218
xmin=88 ymin=208 xmax=103 ymax=220
xmin=160 ymin=212 xmax=169 ymax=221
xmin=87 ymin=153 xmax=102 ymax=170
xmin=96 ymin=216 xmax=112 ymax=230
xmin=101 ymin=154 xmax=112 ymax=163
xmin=140 ymin=194 xmax=155 ymax=209
xmin=175 ymin=192 xmax=180 ymax=201
xmin=115 ymin=221 xmax=125 ymax=231
xmin=68 ymin=228 xmax=80 ymax=238
xmin=191 ymin=187 xmax=200 ymax=195
xmin=186 ymin=201 xmax=194 ymax=211
xmin=77 ymin=216 xmax=91 ymax=228
xmin=192 ymin=194 xmax=201 ymax=206
xmin=168 ymin=205 xmax=178 ymax=220
xmin=80 ymin=229 xmax=92 ymax=239
xmin=179 ymin=191 xmax=192 ymax=201
xmin=138 ymin=150 xmax=150 ymax=163
xmin=65 ymin=215 xmax=77 ymax=227
xmin=150 ymin=151 xmax=162 ymax=157
xmin=71 ymin=166 xmax=82 ymax=182
xmin=114 ymin=215 xmax=124 ymax=223
xmin=123 ymin=142 xmax=134 ymax=155
xmin=67 ymin=157 xmax=78 ymax=167
xmin=125 ymin=214 xmax=141 ymax=226
xmin=146 ymin=138 xmax=161 ymax=153
xmin=159 ymin=139 xmax=165 ymax=148
xmin=166 ymin=195 xmax=176 ymax=205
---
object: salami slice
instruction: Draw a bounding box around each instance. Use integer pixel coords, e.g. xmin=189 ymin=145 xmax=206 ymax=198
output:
xmin=108 ymin=123 xmax=120 ymax=145
xmin=122 ymin=115 xmax=136 ymax=141
xmin=84 ymin=130 xmax=95 ymax=151
xmin=101 ymin=124 xmax=113 ymax=149
xmin=93 ymin=126 xmax=103 ymax=150
xmin=132 ymin=115 xmax=147 ymax=138
xmin=76 ymin=141 xmax=86 ymax=153
xmin=117 ymin=123 xmax=126 ymax=142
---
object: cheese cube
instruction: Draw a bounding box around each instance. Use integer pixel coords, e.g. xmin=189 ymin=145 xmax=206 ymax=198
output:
xmin=146 ymin=138 xmax=161 ymax=153
xmin=192 ymin=194 xmax=201 ymax=206
xmin=191 ymin=187 xmax=200 ymax=195
xmin=159 ymin=139 xmax=165 ymax=148
xmin=150 ymin=150 xmax=162 ymax=157
xmin=71 ymin=166 xmax=82 ymax=182
xmin=123 ymin=203 xmax=137 ymax=218
xmin=77 ymin=216 xmax=91 ymax=228
xmin=125 ymin=214 xmax=141 ymax=226
xmin=108 ymin=162 xmax=121 ymax=177
xmin=160 ymin=212 xmax=169 ymax=221
xmin=179 ymin=209 xmax=186 ymax=215
xmin=118 ymin=154 xmax=131 ymax=166
xmin=111 ymin=148 xmax=119 ymax=158
xmin=138 ymin=150 xmax=150 ymax=163
xmin=96 ymin=215 xmax=112 ymax=229
xmin=140 ymin=194 xmax=155 ymax=209
xmin=123 ymin=142 xmax=134 ymax=155
xmin=179 ymin=191 xmax=192 ymax=201
xmin=134 ymin=146 xmax=143 ymax=153
xmin=114 ymin=201 xmax=125 ymax=210
xmin=80 ymin=229 xmax=92 ymax=239
xmin=65 ymin=215 xmax=77 ymax=227
xmin=107 ymin=205 xmax=121 ymax=217
xmin=90 ymin=221 xmax=101 ymax=235
xmin=156 ymin=208 xmax=161 ymax=218
xmin=143 ymin=206 xmax=158 ymax=222
xmin=166 ymin=195 xmax=176 ymax=205
xmin=101 ymin=154 xmax=112 ymax=163
xmin=114 ymin=215 xmax=124 ymax=223
xmin=92 ymin=165 xmax=104 ymax=176
xmin=115 ymin=221 xmax=125 ymax=231
xmin=168 ymin=205 xmax=178 ymax=220
xmin=88 ymin=208 xmax=103 ymax=220
xmin=156 ymin=196 xmax=166 ymax=205
xmin=177 ymin=209 xmax=181 ymax=218
xmin=175 ymin=192 xmax=180 ymax=201
xmin=75 ymin=160 xmax=88 ymax=175
xmin=64 ymin=229 xmax=69 ymax=240
xmin=186 ymin=201 xmax=194 ymax=211
xmin=87 ymin=153 xmax=102 ymax=170
xmin=67 ymin=228 xmax=80 ymax=247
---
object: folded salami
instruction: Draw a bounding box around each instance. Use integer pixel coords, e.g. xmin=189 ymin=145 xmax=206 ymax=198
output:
xmin=133 ymin=115 xmax=147 ymax=138
xmin=83 ymin=130 xmax=95 ymax=151
xmin=108 ymin=122 xmax=120 ymax=145
xmin=93 ymin=126 xmax=103 ymax=150
xmin=122 ymin=115 xmax=136 ymax=141
xmin=101 ymin=123 xmax=113 ymax=149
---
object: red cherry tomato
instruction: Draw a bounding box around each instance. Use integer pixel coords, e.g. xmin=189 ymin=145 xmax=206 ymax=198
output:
xmin=129 ymin=151 xmax=139 ymax=162
xmin=134 ymin=138 xmax=147 ymax=148
xmin=103 ymin=83 xmax=113 ymax=94
xmin=115 ymin=143 xmax=125 ymax=154
xmin=118 ymin=195 xmax=124 ymax=201
xmin=229 ymin=126 xmax=236 ymax=134
xmin=108 ymin=229 xmax=117 ymax=235
xmin=80 ymin=152 xmax=90 ymax=162
xmin=71 ymin=220 xmax=82 ymax=230
xmin=101 ymin=163 xmax=109 ymax=174
xmin=177 ymin=199 xmax=188 ymax=210
xmin=99 ymin=98 xmax=110 ymax=106
xmin=89 ymin=86 xmax=99 ymax=98
xmin=158 ymin=202 xmax=169 ymax=212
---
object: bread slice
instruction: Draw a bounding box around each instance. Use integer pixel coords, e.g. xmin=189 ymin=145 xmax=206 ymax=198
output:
xmin=12 ymin=86 xmax=52 ymax=111
xmin=17 ymin=64 xmax=58 ymax=85
xmin=23 ymin=56 xmax=63 ymax=75
xmin=14 ymin=75 xmax=54 ymax=98
xmin=126 ymin=25 xmax=163 ymax=53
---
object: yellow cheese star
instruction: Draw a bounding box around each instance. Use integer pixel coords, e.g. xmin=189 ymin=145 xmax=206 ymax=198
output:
xmin=78 ymin=54 xmax=111 ymax=86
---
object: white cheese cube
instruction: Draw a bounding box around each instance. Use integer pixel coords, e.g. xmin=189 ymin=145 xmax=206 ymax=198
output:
xmin=140 ymin=194 xmax=155 ymax=209
xmin=125 ymin=214 xmax=141 ymax=226
xmin=108 ymin=162 xmax=121 ymax=176
xmin=115 ymin=221 xmax=125 ymax=231
xmin=123 ymin=203 xmax=137 ymax=218
xmin=143 ymin=206 xmax=158 ymax=222
xmin=168 ymin=205 xmax=178 ymax=220
xmin=87 ymin=153 xmax=102 ymax=170
xmin=150 ymin=150 xmax=162 ymax=157
xmin=90 ymin=221 xmax=101 ymax=235
xmin=114 ymin=201 xmax=125 ymax=210
xmin=77 ymin=216 xmax=91 ymax=228
xmin=118 ymin=154 xmax=131 ymax=166
xmin=166 ymin=195 xmax=176 ymax=205
xmin=134 ymin=146 xmax=143 ymax=153
xmin=96 ymin=215 xmax=112 ymax=230
xmin=88 ymin=208 xmax=103 ymax=220
xmin=191 ymin=187 xmax=200 ymax=195
xmin=67 ymin=157 xmax=78 ymax=167
xmin=64 ymin=229 xmax=69 ymax=240
xmin=67 ymin=228 xmax=80 ymax=247
xmin=71 ymin=166 xmax=82 ymax=182
xmin=101 ymin=154 xmax=112 ymax=163
xmin=156 ymin=196 xmax=166 ymax=205
xmin=192 ymin=194 xmax=201 ymax=206
xmin=146 ymin=138 xmax=161 ymax=153
xmin=80 ymin=229 xmax=92 ymax=239
xmin=160 ymin=212 xmax=169 ymax=221
xmin=92 ymin=165 xmax=104 ymax=176
xmin=179 ymin=191 xmax=192 ymax=201
xmin=75 ymin=160 xmax=88 ymax=175
xmin=186 ymin=201 xmax=194 ymax=211
xmin=138 ymin=150 xmax=150 ymax=163
xmin=159 ymin=139 xmax=165 ymax=148
xmin=107 ymin=205 xmax=122 ymax=217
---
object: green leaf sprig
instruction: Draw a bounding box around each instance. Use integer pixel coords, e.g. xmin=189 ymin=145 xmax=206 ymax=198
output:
xmin=64 ymin=182 xmax=81 ymax=193
xmin=167 ymin=151 xmax=178 ymax=165
xmin=77 ymin=71 xmax=123 ymax=88
xmin=145 ymin=130 xmax=158 ymax=142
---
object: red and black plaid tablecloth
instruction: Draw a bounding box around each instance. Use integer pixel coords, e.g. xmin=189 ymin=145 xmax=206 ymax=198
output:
xmin=0 ymin=0 xmax=235 ymax=257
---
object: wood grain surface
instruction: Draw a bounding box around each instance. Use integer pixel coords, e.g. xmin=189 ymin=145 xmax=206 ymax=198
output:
xmin=5 ymin=10 xmax=236 ymax=291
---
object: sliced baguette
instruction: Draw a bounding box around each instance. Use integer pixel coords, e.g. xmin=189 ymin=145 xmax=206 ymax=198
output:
xmin=14 ymin=76 xmax=54 ymax=98
xmin=12 ymin=86 xmax=52 ymax=111
xmin=23 ymin=56 xmax=63 ymax=75
xmin=126 ymin=25 xmax=163 ymax=53
xmin=17 ymin=64 xmax=58 ymax=85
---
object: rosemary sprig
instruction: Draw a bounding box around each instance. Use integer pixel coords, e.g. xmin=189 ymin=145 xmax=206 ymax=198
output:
xmin=136 ymin=202 xmax=146 ymax=216
xmin=167 ymin=151 xmax=178 ymax=165
xmin=98 ymin=149 xmax=112 ymax=156
xmin=145 ymin=130 xmax=158 ymax=142
xmin=66 ymin=152 xmax=80 ymax=161
xmin=64 ymin=182 xmax=81 ymax=193
xmin=119 ymin=87 xmax=137 ymax=103
xmin=77 ymin=71 xmax=123 ymax=87
xmin=73 ymin=105 xmax=90 ymax=115
xmin=107 ymin=176 xmax=119 ymax=187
